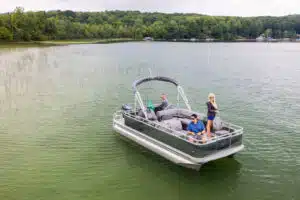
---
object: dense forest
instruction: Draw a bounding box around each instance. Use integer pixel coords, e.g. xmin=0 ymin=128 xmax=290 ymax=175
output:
xmin=0 ymin=7 xmax=300 ymax=41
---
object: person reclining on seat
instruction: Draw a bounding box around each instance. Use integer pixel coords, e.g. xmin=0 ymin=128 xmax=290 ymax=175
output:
xmin=154 ymin=94 xmax=168 ymax=113
xmin=187 ymin=114 xmax=207 ymax=143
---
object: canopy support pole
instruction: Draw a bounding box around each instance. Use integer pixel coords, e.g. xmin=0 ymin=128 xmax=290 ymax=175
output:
xmin=135 ymin=91 xmax=148 ymax=120
xmin=177 ymin=86 xmax=191 ymax=111
xmin=177 ymin=89 xmax=180 ymax=108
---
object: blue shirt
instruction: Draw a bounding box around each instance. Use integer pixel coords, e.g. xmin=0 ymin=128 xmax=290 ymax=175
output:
xmin=187 ymin=120 xmax=205 ymax=134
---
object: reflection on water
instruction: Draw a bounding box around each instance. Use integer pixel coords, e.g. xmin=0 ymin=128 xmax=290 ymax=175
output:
xmin=116 ymin=133 xmax=242 ymax=198
xmin=0 ymin=47 xmax=65 ymax=117
xmin=0 ymin=49 xmax=52 ymax=113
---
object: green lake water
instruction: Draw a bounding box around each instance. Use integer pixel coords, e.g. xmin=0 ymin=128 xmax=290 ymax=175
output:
xmin=0 ymin=42 xmax=299 ymax=200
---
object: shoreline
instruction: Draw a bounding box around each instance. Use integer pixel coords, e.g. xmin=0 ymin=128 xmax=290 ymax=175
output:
xmin=1 ymin=38 xmax=299 ymax=48
xmin=0 ymin=38 xmax=137 ymax=48
xmin=155 ymin=38 xmax=300 ymax=43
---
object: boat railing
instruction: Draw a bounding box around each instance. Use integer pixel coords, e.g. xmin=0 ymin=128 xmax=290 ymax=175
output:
xmin=119 ymin=102 xmax=243 ymax=133
xmin=118 ymin=110 xmax=243 ymax=146
xmin=113 ymin=110 xmax=123 ymax=121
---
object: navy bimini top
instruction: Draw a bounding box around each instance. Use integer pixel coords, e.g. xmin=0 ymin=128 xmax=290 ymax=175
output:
xmin=207 ymin=101 xmax=217 ymax=117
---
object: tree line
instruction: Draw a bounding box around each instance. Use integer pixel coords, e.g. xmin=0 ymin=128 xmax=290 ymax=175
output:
xmin=0 ymin=7 xmax=300 ymax=41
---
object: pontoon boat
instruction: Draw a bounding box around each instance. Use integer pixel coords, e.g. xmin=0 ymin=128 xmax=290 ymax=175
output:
xmin=113 ymin=76 xmax=244 ymax=170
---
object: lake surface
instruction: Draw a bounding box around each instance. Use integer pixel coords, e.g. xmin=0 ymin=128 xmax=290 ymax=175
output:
xmin=0 ymin=42 xmax=299 ymax=200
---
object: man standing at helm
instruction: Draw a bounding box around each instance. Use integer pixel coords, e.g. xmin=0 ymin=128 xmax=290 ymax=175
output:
xmin=154 ymin=94 xmax=168 ymax=113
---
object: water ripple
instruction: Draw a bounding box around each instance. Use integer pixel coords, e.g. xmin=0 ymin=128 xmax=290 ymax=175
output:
xmin=1 ymin=43 xmax=300 ymax=200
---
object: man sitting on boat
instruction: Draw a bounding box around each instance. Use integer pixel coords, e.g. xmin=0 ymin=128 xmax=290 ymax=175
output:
xmin=187 ymin=114 xmax=207 ymax=143
xmin=154 ymin=94 xmax=168 ymax=113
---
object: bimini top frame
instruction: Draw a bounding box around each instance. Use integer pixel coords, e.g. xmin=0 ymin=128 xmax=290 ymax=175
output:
xmin=132 ymin=76 xmax=192 ymax=119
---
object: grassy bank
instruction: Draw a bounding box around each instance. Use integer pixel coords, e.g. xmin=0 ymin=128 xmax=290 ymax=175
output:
xmin=40 ymin=38 xmax=135 ymax=45
xmin=2 ymin=38 xmax=297 ymax=49
xmin=0 ymin=38 xmax=136 ymax=48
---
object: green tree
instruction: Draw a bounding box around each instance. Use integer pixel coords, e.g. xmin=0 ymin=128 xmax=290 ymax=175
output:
xmin=0 ymin=27 xmax=13 ymax=40
xmin=149 ymin=21 xmax=167 ymax=39
xmin=264 ymin=28 xmax=273 ymax=37
xmin=0 ymin=6 xmax=300 ymax=42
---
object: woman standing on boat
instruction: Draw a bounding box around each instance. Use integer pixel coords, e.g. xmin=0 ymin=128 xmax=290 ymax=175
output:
xmin=206 ymin=93 xmax=218 ymax=136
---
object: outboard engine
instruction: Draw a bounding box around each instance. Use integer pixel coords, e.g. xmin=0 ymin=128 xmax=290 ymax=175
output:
xmin=121 ymin=104 xmax=132 ymax=112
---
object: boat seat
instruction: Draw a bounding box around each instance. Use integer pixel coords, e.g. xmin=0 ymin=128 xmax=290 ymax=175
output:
xmin=156 ymin=108 xmax=205 ymax=121
xmin=215 ymin=130 xmax=230 ymax=136
xmin=180 ymin=118 xmax=192 ymax=126
xmin=165 ymin=104 xmax=177 ymax=110
xmin=213 ymin=117 xmax=224 ymax=131
xmin=138 ymin=109 xmax=158 ymax=121
xmin=156 ymin=109 xmax=175 ymax=121
xmin=161 ymin=118 xmax=183 ymax=131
